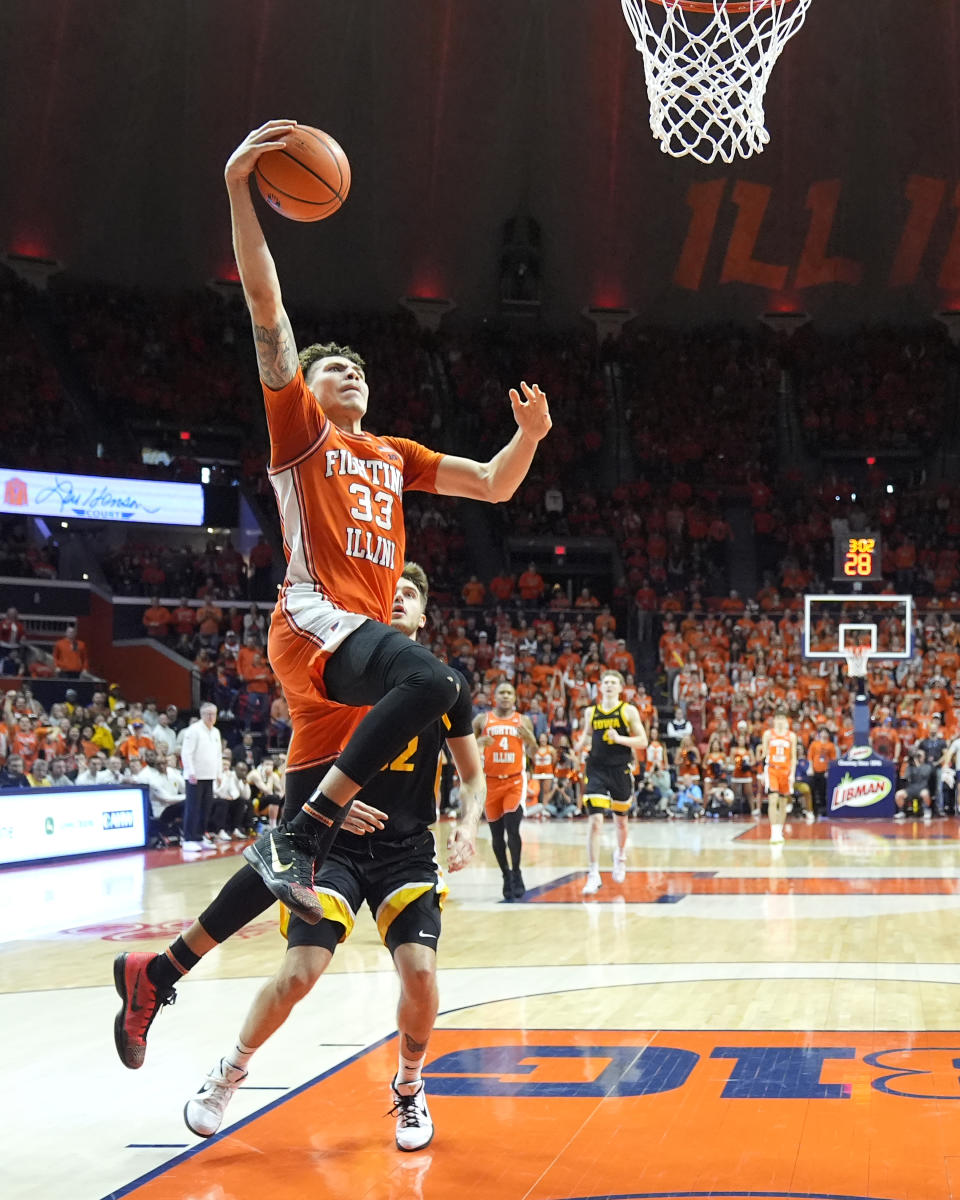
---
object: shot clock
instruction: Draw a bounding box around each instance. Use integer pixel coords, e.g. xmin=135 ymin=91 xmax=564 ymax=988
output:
xmin=833 ymin=531 xmax=882 ymax=582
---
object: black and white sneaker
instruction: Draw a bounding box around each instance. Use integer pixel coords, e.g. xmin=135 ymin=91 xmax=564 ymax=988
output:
xmin=388 ymin=1074 xmax=434 ymax=1152
xmin=184 ymin=1058 xmax=248 ymax=1137
xmin=242 ymin=824 xmax=323 ymax=924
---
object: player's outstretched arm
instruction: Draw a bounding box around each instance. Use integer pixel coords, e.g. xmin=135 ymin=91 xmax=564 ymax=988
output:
xmin=434 ymin=382 xmax=551 ymax=502
xmin=225 ymin=120 xmax=301 ymax=389
xmin=445 ymin=734 xmax=485 ymax=872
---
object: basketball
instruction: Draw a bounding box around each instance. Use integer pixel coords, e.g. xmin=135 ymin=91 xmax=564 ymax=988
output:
xmin=254 ymin=126 xmax=351 ymax=222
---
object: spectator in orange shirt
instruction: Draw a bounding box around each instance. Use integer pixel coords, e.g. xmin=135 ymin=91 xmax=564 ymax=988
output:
xmin=143 ymin=597 xmax=173 ymax=640
xmin=117 ymin=721 xmax=155 ymax=762
xmin=10 ymin=716 xmax=38 ymax=770
xmin=173 ymin=598 xmax=197 ymax=642
xmin=196 ymin=599 xmax=224 ymax=650
xmin=516 ymin=562 xmax=545 ymax=606
xmin=610 ymin=639 xmax=635 ymax=676
xmin=806 ymin=726 xmax=837 ymax=816
xmin=461 ymin=575 xmax=486 ymax=606
xmin=53 ymin=624 xmax=91 ymax=678
xmin=489 ymin=572 xmax=515 ymax=604
xmin=594 ymin=605 xmax=617 ymax=636
xmin=574 ymin=586 xmax=599 ymax=610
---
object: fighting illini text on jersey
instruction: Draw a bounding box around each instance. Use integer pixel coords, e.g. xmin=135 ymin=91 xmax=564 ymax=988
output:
xmin=481 ymin=711 xmax=526 ymax=778
xmin=264 ymin=367 xmax=443 ymax=623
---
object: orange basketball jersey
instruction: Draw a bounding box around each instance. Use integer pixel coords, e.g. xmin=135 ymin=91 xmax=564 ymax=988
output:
xmin=264 ymin=369 xmax=443 ymax=622
xmin=765 ymin=732 xmax=794 ymax=770
xmin=481 ymin=711 xmax=526 ymax=778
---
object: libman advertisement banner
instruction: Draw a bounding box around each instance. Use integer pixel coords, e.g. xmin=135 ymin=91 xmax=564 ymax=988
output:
xmin=827 ymin=748 xmax=898 ymax=819
xmin=0 ymin=468 xmax=203 ymax=525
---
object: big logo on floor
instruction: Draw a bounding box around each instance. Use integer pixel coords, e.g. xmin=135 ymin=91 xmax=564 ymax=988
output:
xmin=120 ymin=1030 xmax=958 ymax=1200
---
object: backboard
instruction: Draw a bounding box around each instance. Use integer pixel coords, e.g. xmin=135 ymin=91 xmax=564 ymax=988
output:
xmin=802 ymin=594 xmax=914 ymax=662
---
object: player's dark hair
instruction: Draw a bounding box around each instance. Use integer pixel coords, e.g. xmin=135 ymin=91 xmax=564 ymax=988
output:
xmin=401 ymin=561 xmax=429 ymax=607
xmin=299 ymin=341 xmax=366 ymax=377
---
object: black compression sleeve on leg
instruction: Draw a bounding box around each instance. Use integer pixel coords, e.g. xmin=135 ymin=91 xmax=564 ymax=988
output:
xmin=324 ymin=632 xmax=461 ymax=788
xmin=503 ymin=808 xmax=523 ymax=870
xmin=488 ymin=817 xmax=509 ymax=873
xmin=196 ymin=864 xmax=278 ymax=944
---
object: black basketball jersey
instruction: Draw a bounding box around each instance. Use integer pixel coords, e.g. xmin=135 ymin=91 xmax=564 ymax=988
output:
xmin=587 ymin=702 xmax=632 ymax=770
xmin=336 ymin=682 xmax=474 ymax=850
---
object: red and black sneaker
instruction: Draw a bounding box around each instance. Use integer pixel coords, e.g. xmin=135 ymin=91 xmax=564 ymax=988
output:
xmin=113 ymin=952 xmax=177 ymax=1069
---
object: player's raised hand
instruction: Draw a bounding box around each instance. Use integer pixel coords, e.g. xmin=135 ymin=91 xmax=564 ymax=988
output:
xmin=509 ymin=381 xmax=552 ymax=442
xmin=225 ymin=120 xmax=299 ymax=184
xmin=446 ymin=822 xmax=478 ymax=871
xmin=341 ymin=798 xmax=387 ymax=836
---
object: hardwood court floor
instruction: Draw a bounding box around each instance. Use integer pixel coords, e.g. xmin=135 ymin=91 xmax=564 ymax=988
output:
xmin=5 ymin=814 xmax=960 ymax=1200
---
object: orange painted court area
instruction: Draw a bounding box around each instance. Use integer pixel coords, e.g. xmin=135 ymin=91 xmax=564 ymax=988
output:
xmin=530 ymin=870 xmax=960 ymax=904
xmin=120 ymin=1028 xmax=960 ymax=1200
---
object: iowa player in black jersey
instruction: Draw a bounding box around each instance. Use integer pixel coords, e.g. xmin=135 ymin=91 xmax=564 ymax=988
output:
xmin=179 ymin=565 xmax=485 ymax=1153
xmin=573 ymin=669 xmax=647 ymax=895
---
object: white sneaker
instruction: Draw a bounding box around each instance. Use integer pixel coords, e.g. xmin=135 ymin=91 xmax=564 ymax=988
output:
xmin=894 ymin=811 xmax=905 ymax=821
xmin=769 ymin=823 xmax=784 ymax=844
xmin=923 ymin=808 xmax=933 ymax=822
xmin=231 ymin=828 xmax=248 ymax=840
xmin=804 ymin=810 xmax=815 ymax=824
xmin=201 ymin=835 xmax=217 ymax=848
xmin=181 ymin=840 xmax=204 ymax=852
xmin=390 ymin=1075 xmax=434 ymax=1152
xmin=214 ymin=830 xmax=232 ymax=843
xmin=184 ymin=1058 xmax=247 ymax=1138
xmin=612 ymin=853 xmax=626 ymax=884
xmin=751 ymin=807 xmax=761 ymax=818
xmin=582 ymin=870 xmax=602 ymax=895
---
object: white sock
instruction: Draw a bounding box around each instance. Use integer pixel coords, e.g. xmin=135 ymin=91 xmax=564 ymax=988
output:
xmin=397 ymin=1041 xmax=427 ymax=1091
xmin=225 ymin=1038 xmax=256 ymax=1074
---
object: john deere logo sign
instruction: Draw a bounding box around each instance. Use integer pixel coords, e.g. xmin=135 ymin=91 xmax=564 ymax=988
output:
xmin=44 ymin=816 xmax=54 ymax=835
xmin=831 ymin=772 xmax=892 ymax=812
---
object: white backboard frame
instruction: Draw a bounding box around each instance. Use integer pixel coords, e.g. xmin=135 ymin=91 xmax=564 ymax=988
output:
xmin=802 ymin=594 xmax=914 ymax=661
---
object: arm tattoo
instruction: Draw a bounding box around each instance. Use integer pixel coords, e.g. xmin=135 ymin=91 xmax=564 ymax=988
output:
xmin=253 ymin=313 xmax=298 ymax=389
xmin=404 ymin=1033 xmax=429 ymax=1055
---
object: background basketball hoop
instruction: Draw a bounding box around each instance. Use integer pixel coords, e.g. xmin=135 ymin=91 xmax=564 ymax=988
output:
xmin=620 ymin=0 xmax=814 ymax=164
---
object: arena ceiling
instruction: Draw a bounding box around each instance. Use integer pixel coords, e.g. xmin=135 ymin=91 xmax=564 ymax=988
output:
xmin=2 ymin=0 xmax=958 ymax=327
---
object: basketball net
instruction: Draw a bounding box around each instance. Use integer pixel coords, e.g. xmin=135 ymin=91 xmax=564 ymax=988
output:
xmin=620 ymin=0 xmax=814 ymax=164
xmin=843 ymin=645 xmax=869 ymax=680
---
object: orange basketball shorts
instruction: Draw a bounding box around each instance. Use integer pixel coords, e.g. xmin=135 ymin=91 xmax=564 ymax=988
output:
xmin=764 ymin=766 xmax=793 ymax=796
xmin=268 ymin=594 xmax=368 ymax=773
xmin=485 ymin=774 xmax=526 ymax=822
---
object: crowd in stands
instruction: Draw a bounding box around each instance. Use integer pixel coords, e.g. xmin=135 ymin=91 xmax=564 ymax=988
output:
xmin=788 ymin=325 xmax=952 ymax=454
xmin=0 ymin=683 xmax=290 ymax=845
xmin=7 ymin=273 xmax=960 ymax=831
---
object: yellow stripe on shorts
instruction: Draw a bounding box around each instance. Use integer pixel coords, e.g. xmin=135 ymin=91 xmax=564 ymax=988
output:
xmin=278 ymin=888 xmax=357 ymax=943
xmin=374 ymin=876 xmax=448 ymax=945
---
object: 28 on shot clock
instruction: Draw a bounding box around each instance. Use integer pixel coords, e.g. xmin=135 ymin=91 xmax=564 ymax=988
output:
xmin=833 ymin=531 xmax=882 ymax=582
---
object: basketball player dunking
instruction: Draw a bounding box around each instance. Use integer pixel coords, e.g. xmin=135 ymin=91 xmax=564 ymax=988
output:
xmin=111 ymin=119 xmax=550 ymax=1068
xmin=761 ymin=712 xmax=798 ymax=844
xmin=574 ymin=670 xmax=648 ymax=894
xmin=473 ymin=683 xmax=537 ymax=900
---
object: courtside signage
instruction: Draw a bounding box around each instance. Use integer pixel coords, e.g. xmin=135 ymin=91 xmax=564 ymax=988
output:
xmin=0 ymin=468 xmax=203 ymax=526
xmin=0 ymin=784 xmax=148 ymax=864
xmin=830 ymin=773 xmax=893 ymax=813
